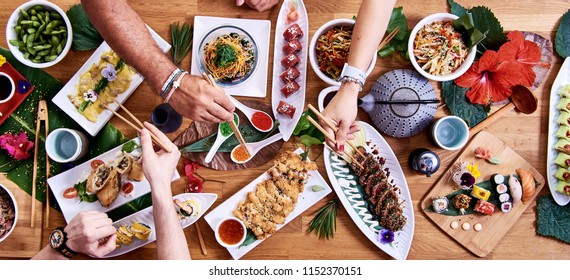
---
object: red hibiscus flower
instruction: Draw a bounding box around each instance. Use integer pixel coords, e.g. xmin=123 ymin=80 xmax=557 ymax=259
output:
xmin=455 ymin=50 xmax=519 ymax=105
xmin=184 ymin=159 xmax=203 ymax=193
xmin=498 ymin=31 xmax=541 ymax=87
xmin=0 ymin=132 xmax=34 ymax=160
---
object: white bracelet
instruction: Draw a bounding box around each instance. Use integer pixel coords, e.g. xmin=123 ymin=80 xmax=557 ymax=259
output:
xmin=161 ymin=68 xmax=183 ymax=94
xmin=164 ymin=71 xmax=188 ymax=103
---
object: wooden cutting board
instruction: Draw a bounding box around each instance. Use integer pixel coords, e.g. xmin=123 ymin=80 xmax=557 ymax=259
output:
xmin=420 ymin=131 xmax=545 ymax=257
xmin=0 ymin=175 xmax=43 ymax=258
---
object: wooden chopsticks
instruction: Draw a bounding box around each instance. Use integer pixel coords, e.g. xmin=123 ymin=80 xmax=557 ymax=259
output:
xmin=32 ymin=100 xmax=49 ymax=228
xmin=307 ymin=104 xmax=365 ymax=159
xmin=195 ymin=222 xmax=207 ymax=255
xmin=102 ymin=103 xmax=172 ymax=153
xmin=378 ymin=26 xmax=400 ymax=51
xmin=201 ymin=72 xmax=250 ymax=157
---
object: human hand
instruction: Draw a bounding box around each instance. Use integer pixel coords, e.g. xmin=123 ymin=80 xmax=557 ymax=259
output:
xmin=320 ymin=82 xmax=361 ymax=154
xmin=140 ymin=122 xmax=181 ymax=198
xmin=235 ymin=0 xmax=279 ymax=12
xmin=64 ymin=211 xmax=117 ymax=258
xmin=169 ymin=75 xmax=235 ymax=123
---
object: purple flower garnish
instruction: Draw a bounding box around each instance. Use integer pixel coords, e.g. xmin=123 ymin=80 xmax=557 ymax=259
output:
xmin=83 ymin=89 xmax=98 ymax=102
xmin=460 ymin=172 xmax=475 ymax=187
xmin=18 ymin=80 xmax=31 ymax=94
xmin=101 ymin=64 xmax=117 ymax=81
xmin=378 ymin=229 xmax=394 ymax=244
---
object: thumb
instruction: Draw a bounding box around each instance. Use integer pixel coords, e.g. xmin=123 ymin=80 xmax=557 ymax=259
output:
xmin=236 ymin=0 xmax=245 ymax=6
xmin=140 ymin=128 xmax=154 ymax=158
xmin=336 ymin=121 xmax=350 ymax=153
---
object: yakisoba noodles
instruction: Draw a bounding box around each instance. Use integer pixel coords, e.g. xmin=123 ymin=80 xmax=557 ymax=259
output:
xmin=413 ymin=20 xmax=468 ymax=76
xmin=202 ymin=33 xmax=255 ymax=83
xmin=315 ymin=26 xmax=353 ymax=79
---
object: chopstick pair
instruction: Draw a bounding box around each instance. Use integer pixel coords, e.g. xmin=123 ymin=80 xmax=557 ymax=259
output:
xmin=201 ymin=72 xmax=250 ymax=157
xmin=378 ymin=26 xmax=400 ymax=51
xmin=102 ymin=101 xmax=172 ymax=153
xmin=31 ymin=100 xmax=50 ymax=228
xmin=306 ymin=105 xmax=364 ymax=169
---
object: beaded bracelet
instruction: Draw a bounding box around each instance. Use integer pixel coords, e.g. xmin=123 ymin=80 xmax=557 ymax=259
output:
xmin=160 ymin=68 xmax=183 ymax=97
xmin=164 ymin=71 xmax=188 ymax=103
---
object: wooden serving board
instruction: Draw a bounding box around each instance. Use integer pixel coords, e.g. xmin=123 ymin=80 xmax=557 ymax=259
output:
xmin=420 ymin=131 xmax=545 ymax=257
xmin=0 ymin=175 xmax=43 ymax=258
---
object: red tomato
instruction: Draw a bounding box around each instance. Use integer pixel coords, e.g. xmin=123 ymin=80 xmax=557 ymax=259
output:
xmin=122 ymin=182 xmax=134 ymax=194
xmin=90 ymin=159 xmax=104 ymax=169
xmin=63 ymin=188 xmax=78 ymax=199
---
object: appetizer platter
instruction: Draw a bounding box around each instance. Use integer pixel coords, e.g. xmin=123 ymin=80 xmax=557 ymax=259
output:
xmin=547 ymin=56 xmax=570 ymax=206
xmin=421 ymin=131 xmax=545 ymax=257
xmin=47 ymin=138 xmax=180 ymax=222
xmin=204 ymin=149 xmax=331 ymax=259
xmin=190 ymin=16 xmax=270 ymax=97
xmin=103 ymin=193 xmax=217 ymax=258
xmin=52 ymin=26 xmax=170 ymax=136
xmin=271 ymin=0 xmax=308 ymax=141
xmin=323 ymin=121 xmax=414 ymax=260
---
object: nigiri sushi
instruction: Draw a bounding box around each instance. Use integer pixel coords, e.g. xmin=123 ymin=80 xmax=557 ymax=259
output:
xmin=516 ymin=168 xmax=536 ymax=203
xmin=509 ymin=175 xmax=523 ymax=206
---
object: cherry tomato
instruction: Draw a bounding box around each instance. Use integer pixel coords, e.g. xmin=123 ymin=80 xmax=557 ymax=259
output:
xmin=91 ymin=159 xmax=104 ymax=169
xmin=63 ymin=187 xmax=78 ymax=199
xmin=122 ymin=182 xmax=134 ymax=195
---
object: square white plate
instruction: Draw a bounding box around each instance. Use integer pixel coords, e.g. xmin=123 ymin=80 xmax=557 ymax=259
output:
xmin=204 ymin=148 xmax=331 ymax=260
xmin=47 ymin=138 xmax=180 ymax=222
xmin=52 ymin=26 xmax=170 ymax=136
xmin=190 ymin=16 xmax=271 ymax=98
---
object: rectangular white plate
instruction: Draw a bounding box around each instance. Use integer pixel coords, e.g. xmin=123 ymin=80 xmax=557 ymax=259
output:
xmin=204 ymin=148 xmax=331 ymax=260
xmin=546 ymin=56 xmax=570 ymax=206
xmin=271 ymin=0 xmax=309 ymax=141
xmin=52 ymin=26 xmax=170 ymax=136
xmin=47 ymin=138 xmax=180 ymax=222
xmin=190 ymin=16 xmax=271 ymax=98
xmin=103 ymin=193 xmax=217 ymax=258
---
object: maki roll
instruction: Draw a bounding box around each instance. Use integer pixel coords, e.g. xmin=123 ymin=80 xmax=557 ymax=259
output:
xmin=499 ymin=193 xmax=510 ymax=203
xmin=557 ymin=111 xmax=570 ymax=126
xmin=496 ymin=183 xmax=508 ymax=194
xmin=556 ymin=125 xmax=570 ymax=139
xmin=492 ymin=174 xmax=505 ymax=185
xmin=555 ymin=167 xmax=570 ymax=182
xmin=431 ymin=196 xmax=449 ymax=214
xmin=554 ymin=152 xmax=570 ymax=168
xmin=556 ymin=180 xmax=570 ymax=196
xmin=556 ymin=97 xmax=570 ymax=112
xmin=555 ymin=138 xmax=570 ymax=155
xmin=501 ymin=202 xmax=513 ymax=213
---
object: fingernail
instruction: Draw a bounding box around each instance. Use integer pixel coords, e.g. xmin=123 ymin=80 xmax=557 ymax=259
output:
xmin=339 ymin=145 xmax=344 ymax=151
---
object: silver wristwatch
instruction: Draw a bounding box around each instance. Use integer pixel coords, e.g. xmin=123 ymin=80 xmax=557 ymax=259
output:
xmin=338 ymin=63 xmax=366 ymax=90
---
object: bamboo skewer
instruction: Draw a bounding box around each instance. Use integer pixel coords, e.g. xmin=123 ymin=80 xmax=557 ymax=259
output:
xmin=378 ymin=26 xmax=400 ymax=51
xmin=307 ymin=104 xmax=365 ymax=158
xmin=306 ymin=116 xmax=364 ymax=169
xmin=195 ymin=222 xmax=208 ymax=255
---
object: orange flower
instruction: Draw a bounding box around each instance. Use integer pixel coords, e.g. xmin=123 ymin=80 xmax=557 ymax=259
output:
xmin=498 ymin=31 xmax=541 ymax=87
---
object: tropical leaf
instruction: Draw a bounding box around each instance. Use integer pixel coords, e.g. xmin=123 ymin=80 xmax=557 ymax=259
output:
xmin=442 ymin=81 xmax=487 ymax=127
xmin=378 ymin=7 xmax=410 ymax=59
xmin=66 ymin=4 xmax=104 ymax=51
xmin=536 ymin=195 xmax=570 ymax=244
xmin=238 ymin=229 xmax=257 ymax=248
xmin=555 ymin=9 xmax=570 ymax=58
xmin=448 ymin=0 xmax=468 ymax=17
xmin=469 ymin=6 xmax=508 ymax=52
xmin=106 ymin=193 xmax=153 ymax=222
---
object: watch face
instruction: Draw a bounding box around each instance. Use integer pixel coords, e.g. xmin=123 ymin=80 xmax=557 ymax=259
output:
xmin=50 ymin=229 xmax=65 ymax=249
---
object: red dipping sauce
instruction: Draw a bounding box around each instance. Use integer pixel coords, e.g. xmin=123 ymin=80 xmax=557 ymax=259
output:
xmin=218 ymin=219 xmax=245 ymax=245
xmin=251 ymin=112 xmax=273 ymax=131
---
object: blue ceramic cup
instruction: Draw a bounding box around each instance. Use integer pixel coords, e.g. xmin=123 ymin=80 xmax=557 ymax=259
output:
xmin=151 ymin=103 xmax=183 ymax=133
xmin=431 ymin=116 xmax=469 ymax=150
xmin=45 ymin=128 xmax=89 ymax=163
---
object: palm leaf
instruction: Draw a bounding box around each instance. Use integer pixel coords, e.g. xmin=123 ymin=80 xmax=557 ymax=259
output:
xmin=307 ymin=199 xmax=339 ymax=239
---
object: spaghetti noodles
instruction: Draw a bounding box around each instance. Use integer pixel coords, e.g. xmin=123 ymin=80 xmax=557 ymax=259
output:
xmin=202 ymin=33 xmax=255 ymax=84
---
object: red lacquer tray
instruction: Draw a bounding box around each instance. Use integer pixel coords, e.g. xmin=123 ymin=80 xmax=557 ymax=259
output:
xmin=0 ymin=60 xmax=34 ymax=126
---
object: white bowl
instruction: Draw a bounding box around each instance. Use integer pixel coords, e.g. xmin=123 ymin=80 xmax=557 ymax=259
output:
xmin=317 ymin=85 xmax=340 ymax=112
xmin=408 ymin=13 xmax=476 ymax=82
xmin=6 ymin=0 xmax=73 ymax=68
xmin=0 ymin=184 xmax=18 ymax=243
xmin=309 ymin=18 xmax=376 ymax=86
xmin=214 ymin=217 xmax=247 ymax=248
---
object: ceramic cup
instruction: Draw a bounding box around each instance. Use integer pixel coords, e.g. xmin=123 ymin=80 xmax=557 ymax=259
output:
xmin=0 ymin=72 xmax=15 ymax=104
xmin=431 ymin=116 xmax=469 ymax=151
xmin=45 ymin=128 xmax=89 ymax=163
xmin=151 ymin=103 xmax=183 ymax=133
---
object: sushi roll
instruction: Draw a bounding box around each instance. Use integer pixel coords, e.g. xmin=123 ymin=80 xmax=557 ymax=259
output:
xmin=492 ymin=174 xmax=505 ymax=185
xmin=557 ymin=111 xmax=570 ymax=126
xmin=496 ymin=183 xmax=508 ymax=194
xmin=555 ymin=167 xmax=570 ymax=182
xmin=557 ymin=97 xmax=570 ymax=113
xmin=501 ymin=202 xmax=513 ymax=213
xmin=556 ymin=138 xmax=570 ymax=155
xmin=556 ymin=125 xmax=570 ymax=139
xmin=499 ymin=193 xmax=510 ymax=203
xmin=554 ymin=153 xmax=570 ymax=168
xmin=556 ymin=180 xmax=570 ymax=196
xmin=431 ymin=196 xmax=449 ymax=214
xmin=471 ymin=185 xmax=491 ymax=201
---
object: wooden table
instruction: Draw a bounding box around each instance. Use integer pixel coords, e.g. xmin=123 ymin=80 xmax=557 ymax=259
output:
xmin=1 ymin=0 xmax=569 ymax=260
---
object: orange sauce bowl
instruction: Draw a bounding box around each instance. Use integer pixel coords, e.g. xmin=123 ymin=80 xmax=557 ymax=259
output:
xmin=215 ymin=217 xmax=247 ymax=248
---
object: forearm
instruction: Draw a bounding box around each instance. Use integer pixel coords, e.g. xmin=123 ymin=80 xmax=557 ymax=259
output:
xmin=151 ymin=183 xmax=191 ymax=260
xmin=31 ymin=245 xmax=70 ymax=260
xmin=81 ymin=0 xmax=176 ymax=93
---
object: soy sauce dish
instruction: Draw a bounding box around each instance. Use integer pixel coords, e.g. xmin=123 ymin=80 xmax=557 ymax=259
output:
xmin=215 ymin=217 xmax=246 ymax=248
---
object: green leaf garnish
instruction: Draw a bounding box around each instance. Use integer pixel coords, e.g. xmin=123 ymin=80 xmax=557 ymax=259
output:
xmin=66 ymin=4 xmax=103 ymax=51
xmin=555 ymin=9 xmax=570 ymax=58
xmin=452 ymin=13 xmax=487 ymax=48
xmin=441 ymin=81 xmax=487 ymax=127
xmin=238 ymin=229 xmax=257 ymax=248
xmin=308 ymin=199 xmax=338 ymax=240
xmin=121 ymin=140 xmax=140 ymax=153
xmin=170 ymin=22 xmax=193 ymax=66
xmin=73 ymin=180 xmax=98 ymax=203
xmin=448 ymin=0 xmax=468 ymax=17
xmin=215 ymin=44 xmax=237 ymax=68
xmin=537 ymin=195 xmax=570 ymax=244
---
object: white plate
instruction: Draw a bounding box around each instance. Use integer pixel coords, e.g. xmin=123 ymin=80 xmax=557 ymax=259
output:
xmin=103 ymin=193 xmax=217 ymax=258
xmin=323 ymin=121 xmax=415 ymax=260
xmin=546 ymin=57 xmax=570 ymax=206
xmin=204 ymin=148 xmax=331 ymax=259
xmin=271 ymin=0 xmax=309 ymax=141
xmin=47 ymin=138 xmax=180 ymax=222
xmin=52 ymin=26 xmax=170 ymax=136
xmin=190 ymin=16 xmax=271 ymax=98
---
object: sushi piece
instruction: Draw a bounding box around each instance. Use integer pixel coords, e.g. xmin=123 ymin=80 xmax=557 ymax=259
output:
xmin=557 ymin=97 xmax=570 ymax=112
xmin=555 ymin=167 xmax=570 ymax=182
xmin=557 ymin=111 xmax=570 ymax=126
xmin=276 ymin=100 xmax=296 ymax=118
xmin=556 ymin=180 xmax=570 ymax=196
xmin=556 ymin=125 xmax=570 ymax=138
xmin=431 ymin=196 xmax=449 ymax=214
xmin=282 ymin=39 xmax=302 ymax=54
xmin=501 ymin=202 xmax=513 ymax=213
xmin=559 ymin=85 xmax=570 ymax=97
xmin=499 ymin=193 xmax=510 ymax=203
xmin=474 ymin=200 xmax=495 ymax=215
xmin=554 ymin=152 xmax=570 ymax=168
xmin=280 ymin=80 xmax=300 ymax=98
xmin=492 ymin=174 xmax=505 ymax=185
xmin=555 ymin=138 xmax=570 ymax=154
xmin=516 ymin=168 xmax=536 ymax=203
xmin=453 ymin=194 xmax=471 ymax=215
xmin=116 ymin=225 xmax=134 ymax=246
xmin=283 ymin=23 xmax=303 ymax=41
xmin=131 ymin=222 xmax=152 ymax=241
xmin=280 ymin=67 xmax=300 ymax=83
xmin=496 ymin=183 xmax=508 ymax=194
xmin=471 ymin=185 xmax=491 ymax=201
xmin=509 ymin=175 xmax=523 ymax=206
xmin=281 ymin=53 xmax=300 ymax=69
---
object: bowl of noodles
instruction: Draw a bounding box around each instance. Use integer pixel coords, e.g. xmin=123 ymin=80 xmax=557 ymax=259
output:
xmin=198 ymin=25 xmax=258 ymax=87
xmin=408 ymin=13 xmax=476 ymax=82
xmin=309 ymin=18 xmax=376 ymax=86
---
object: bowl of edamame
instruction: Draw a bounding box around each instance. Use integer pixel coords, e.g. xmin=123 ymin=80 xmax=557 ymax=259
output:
xmin=6 ymin=1 xmax=73 ymax=68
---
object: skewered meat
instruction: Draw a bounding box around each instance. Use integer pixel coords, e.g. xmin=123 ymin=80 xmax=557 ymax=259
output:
xmin=281 ymin=53 xmax=300 ymax=69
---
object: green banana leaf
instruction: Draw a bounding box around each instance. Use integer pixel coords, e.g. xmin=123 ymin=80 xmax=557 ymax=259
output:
xmin=180 ymin=120 xmax=280 ymax=153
